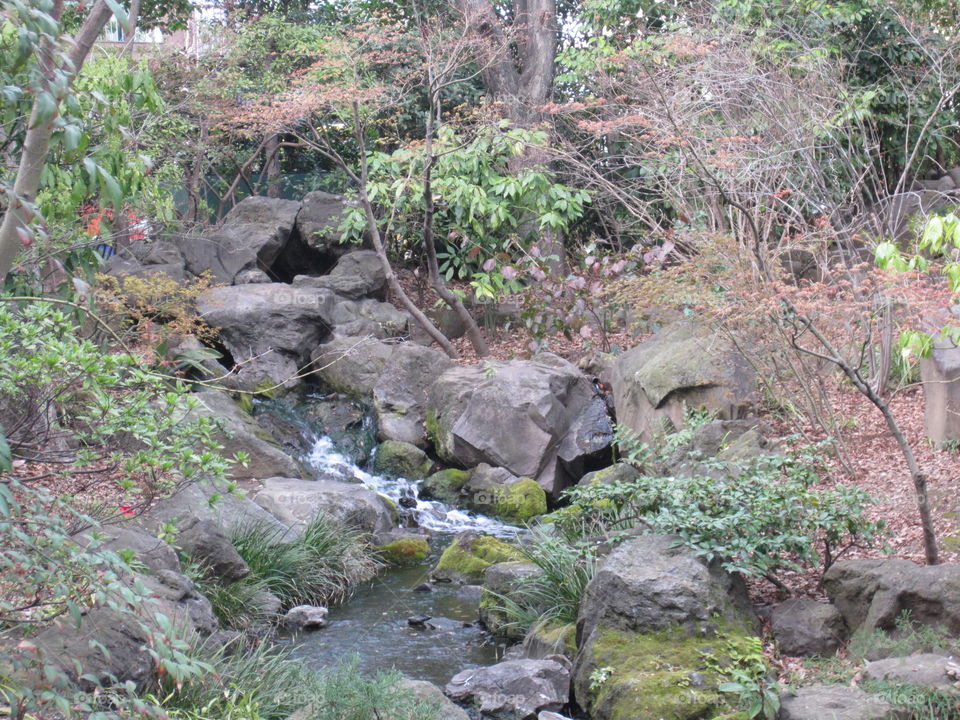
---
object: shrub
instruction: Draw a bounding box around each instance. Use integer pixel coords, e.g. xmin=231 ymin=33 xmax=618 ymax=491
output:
xmin=553 ymin=450 xmax=886 ymax=588
xmin=0 ymin=299 xmax=229 ymax=719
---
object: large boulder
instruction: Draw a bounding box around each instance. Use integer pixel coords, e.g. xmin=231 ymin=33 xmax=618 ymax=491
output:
xmin=296 ymin=190 xmax=367 ymax=258
xmin=372 ymin=440 xmax=433 ymax=479
xmin=328 ymin=297 xmax=411 ymax=339
xmin=610 ymin=321 xmax=756 ymax=442
xmin=779 ymin=685 xmax=899 ymax=720
xmin=197 ymin=283 xmax=336 ymax=391
xmin=34 ymin=567 xmax=218 ymax=691
xmin=771 ymin=597 xmax=846 ymax=657
xmin=427 ymin=355 xmax=613 ymax=498
xmin=293 ymin=250 xmax=385 ymax=300
xmin=175 ymin=516 xmax=250 ymax=583
xmin=253 ymin=476 xmax=396 ymax=540
xmin=823 ymin=558 xmax=960 ymax=636
xmin=134 ymin=479 xmax=294 ymax=542
xmin=572 ymin=534 xmax=758 ymax=720
xmin=445 ymin=656 xmax=571 ymax=719
xmin=179 ymin=196 xmax=303 ymax=284
xmin=394 ymin=679 xmax=470 ymax=720
xmin=372 ymin=343 xmax=454 ymax=447
xmin=862 ymin=653 xmax=959 ymax=691
xmin=185 ymin=390 xmax=301 ymax=480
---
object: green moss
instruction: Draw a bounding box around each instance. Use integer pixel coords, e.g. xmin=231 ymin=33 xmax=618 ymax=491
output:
xmin=235 ymin=392 xmax=254 ymax=414
xmin=421 ymin=468 xmax=471 ymax=504
xmin=379 ymin=538 xmax=430 ymax=566
xmin=494 ymin=478 xmax=547 ymax=522
xmin=432 ymin=534 xmax=525 ymax=583
xmin=583 ymin=627 xmax=729 ymax=720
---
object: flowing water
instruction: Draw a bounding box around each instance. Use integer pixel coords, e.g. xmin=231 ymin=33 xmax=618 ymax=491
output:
xmin=257 ymin=395 xmax=519 ymax=685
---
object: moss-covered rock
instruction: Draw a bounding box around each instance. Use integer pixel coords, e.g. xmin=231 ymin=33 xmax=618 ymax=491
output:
xmin=493 ymin=477 xmax=547 ymax=522
xmin=372 ymin=440 xmax=433 ymax=479
xmin=380 ymin=538 xmax=430 ymax=566
xmin=577 ymin=462 xmax=640 ymax=487
xmin=432 ymin=532 xmax=525 ymax=584
xmin=420 ymin=468 xmax=471 ymax=505
xmin=577 ymin=626 xmax=735 ymax=720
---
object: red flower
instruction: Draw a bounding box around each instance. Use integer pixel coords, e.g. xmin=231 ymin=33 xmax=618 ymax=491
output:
xmin=119 ymin=504 xmax=136 ymax=516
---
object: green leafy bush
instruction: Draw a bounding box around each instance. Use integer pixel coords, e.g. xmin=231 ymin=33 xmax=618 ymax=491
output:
xmin=553 ymin=451 xmax=886 ymax=587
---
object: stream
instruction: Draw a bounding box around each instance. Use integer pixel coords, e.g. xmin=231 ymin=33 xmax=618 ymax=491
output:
xmin=257 ymin=395 xmax=519 ymax=685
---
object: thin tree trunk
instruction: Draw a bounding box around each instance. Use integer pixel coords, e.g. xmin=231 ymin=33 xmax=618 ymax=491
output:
xmin=793 ymin=313 xmax=939 ymax=565
xmin=265 ymin=133 xmax=281 ymax=198
xmin=0 ymin=0 xmax=115 ymax=282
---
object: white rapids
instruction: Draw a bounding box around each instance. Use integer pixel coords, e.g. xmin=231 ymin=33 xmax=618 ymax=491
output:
xmin=305 ymin=435 xmax=518 ymax=537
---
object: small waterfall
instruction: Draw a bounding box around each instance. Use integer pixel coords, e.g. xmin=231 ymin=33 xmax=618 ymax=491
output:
xmin=304 ymin=435 xmax=519 ymax=537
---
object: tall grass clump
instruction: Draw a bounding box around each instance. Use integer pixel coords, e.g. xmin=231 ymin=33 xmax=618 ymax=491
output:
xmin=188 ymin=513 xmax=380 ymax=630
xmin=148 ymin=640 xmax=439 ymax=720
xmin=488 ymin=530 xmax=596 ymax=636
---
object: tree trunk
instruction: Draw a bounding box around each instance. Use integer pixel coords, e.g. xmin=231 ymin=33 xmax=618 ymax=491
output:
xmin=265 ymin=133 xmax=282 ymax=198
xmin=0 ymin=0 xmax=116 ymax=282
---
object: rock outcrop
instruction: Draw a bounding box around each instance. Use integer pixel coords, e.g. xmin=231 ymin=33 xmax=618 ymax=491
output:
xmin=779 ymin=685 xmax=899 ymax=720
xmin=770 ymin=597 xmax=847 ymax=657
xmin=431 ymin=531 xmax=525 ymax=584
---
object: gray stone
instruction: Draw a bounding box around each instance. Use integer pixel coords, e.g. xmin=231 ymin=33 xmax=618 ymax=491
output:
xmin=104 ymin=240 xmax=186 ymax=284
xmin=480 ymin=561 xmax=545 ymax=639
xmin=771 ymin=598 xmax=846 ymax=657
xmin=197 ymin=283 xmax=337 ymax=391
xmin=293 ymin=250 xmax=385 ymax=300
xmin=572 ymin=534 xmax=758 ymax=720
xmin=779 ymin=685 xmax=899 ymax=720
xmin=577 ymin=534 xmax=756 ymax=642
xmin=135 ymin=480 xmax=294 ymax=542
xmin=34 ymin=566 xmax=219 ymax=691
xmin=282 ymin=604 xmax=328 ymax=631
xmin=253 ymin=476 xmax=396 ymax=539
xmin=610 ymin=320 xmax=756 ymax=443
xmin=427 ymin=354 xmax=613 ymax=499
xmin=179 ymin=196 xmax=301 ymax=284
xmin=176 ymin=517 xmax=250 ymax=583
xmin=823 ymin=558 xmax=960 ymax=635
xmin=311 ymin=336 xmax=400 ymax=396
xmin=329 ymin=297 xmax=410 ymax=339
xmin=863 ymin=654 xmax=958 ymax=691
xmin=372 ymin=440 xmax=433 ymax=479
xmin=88 ymin=526 xmax=180 ymax=574
xmin=184 ymin=390 xmax=301 ymax=480
xmin=234 ymin=268 xmax=271 ymax=284
xmin=296 ymin=190 xmax=366 ymax=257
xmin=372 ymin=343 xmax=454 ymax=447
xmin=445 ymin=656 xmax=571 ymax=719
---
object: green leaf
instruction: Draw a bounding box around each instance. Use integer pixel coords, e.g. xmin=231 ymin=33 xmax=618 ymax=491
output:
xmin=0 ymin=426 xmax=11 ymax=473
